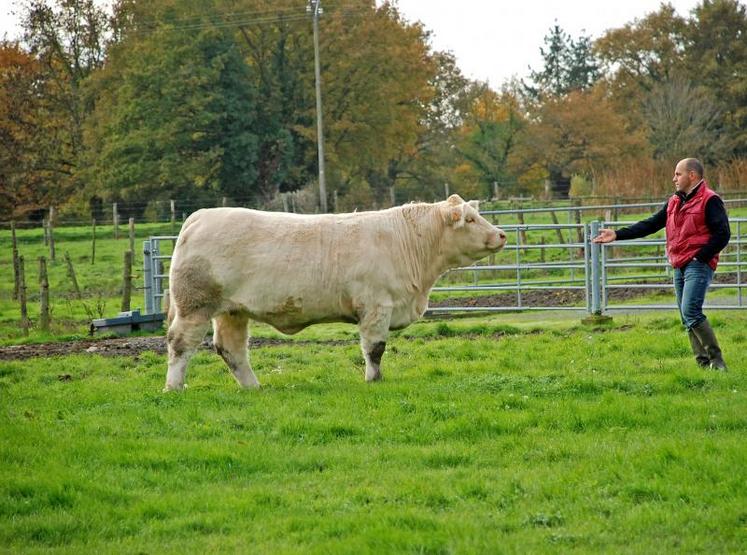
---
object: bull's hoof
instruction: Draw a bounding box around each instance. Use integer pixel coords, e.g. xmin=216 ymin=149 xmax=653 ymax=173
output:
xmin=162 ymin=383 xmax=187 ymax=392
xmin=365 ymin=372 xmax=382 ymax=382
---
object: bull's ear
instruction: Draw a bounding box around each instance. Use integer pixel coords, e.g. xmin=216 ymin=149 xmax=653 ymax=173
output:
xmin=468 ymin=200 xmax=480 ymax=210
xmin=448 ymin=204 xmax=466 ymax=228
xmin=446 ymin=194 xmax=464 ymax=206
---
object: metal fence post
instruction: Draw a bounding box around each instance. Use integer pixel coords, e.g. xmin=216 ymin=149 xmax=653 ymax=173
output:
xmin=584 ymin=223 xmax=592 ymax=314
xmin=582 ymin=220 xmax=613 ymax=324
xmin=152 ymin=239 xmax=162 ymax=314
xmin=738 ymin=220 xmax=743 ymax=307
xmin=590 ymin=220 xmax=601 ymax=315
xmin=143 ymin=239 xmax=153 ymax=314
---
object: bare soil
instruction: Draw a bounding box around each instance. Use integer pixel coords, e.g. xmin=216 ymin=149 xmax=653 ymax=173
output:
xmin=0 ymin=336 xmax=357 ymax=362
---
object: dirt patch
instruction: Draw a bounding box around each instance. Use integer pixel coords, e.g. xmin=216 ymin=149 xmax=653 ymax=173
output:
xmin=428 ymin=284 xmax=673 ymax=309
xmin=0 ymin=336 xmax=357 ymax=362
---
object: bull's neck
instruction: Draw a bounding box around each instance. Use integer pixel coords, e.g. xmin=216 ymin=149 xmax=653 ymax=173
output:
xmin=393 ymin=205 xmax=449 ymax=293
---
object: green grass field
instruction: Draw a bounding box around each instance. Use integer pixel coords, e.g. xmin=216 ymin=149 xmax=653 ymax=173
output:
xmin=1 ymin=312 xmax=746 ymax=553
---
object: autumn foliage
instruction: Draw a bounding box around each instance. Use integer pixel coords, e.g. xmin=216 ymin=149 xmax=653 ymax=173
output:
xmin=1 ymin=0 xmax=746 ymax=220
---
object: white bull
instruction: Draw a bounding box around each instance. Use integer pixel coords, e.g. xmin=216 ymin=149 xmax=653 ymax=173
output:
xmin=164 ymin=194 xmax=506 ymax=390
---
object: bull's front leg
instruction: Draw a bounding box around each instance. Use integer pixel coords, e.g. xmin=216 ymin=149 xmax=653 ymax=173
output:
xmin=358 ymin=305 xmax=392 ymax=382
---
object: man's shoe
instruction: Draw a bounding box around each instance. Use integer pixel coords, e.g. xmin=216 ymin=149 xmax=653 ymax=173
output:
xmin=691 ymin=320 xmax=728 ymax=372
xmin=687 ymin=330 xmax=710 ymax=368
xmin=710 ymin=358 xmax=728 ymax=372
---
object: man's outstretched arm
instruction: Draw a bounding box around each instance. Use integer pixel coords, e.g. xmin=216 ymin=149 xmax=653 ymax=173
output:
xmin=593 ymin=203 xmax=668 ymax=243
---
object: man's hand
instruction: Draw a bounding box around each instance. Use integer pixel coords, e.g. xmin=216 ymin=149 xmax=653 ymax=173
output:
xmin=592 ymin=229 xmax=617 ymax=243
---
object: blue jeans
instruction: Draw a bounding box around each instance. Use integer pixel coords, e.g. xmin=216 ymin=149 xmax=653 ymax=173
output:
xmin=673 ymin=260 xmax=714 ymax=330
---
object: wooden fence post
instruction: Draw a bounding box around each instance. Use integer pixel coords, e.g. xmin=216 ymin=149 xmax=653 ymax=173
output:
xmin=574 ymin=200 xmax=585 ymax=258
xmin=113 ymin=202 xmax=119 ymax=239
xmin=540 ymin=236 xmax=546 ymax=263
xmin=170 ymin=200 xmax=176 ymax=234
xmin=11 ymin=221 xmax=20 ymax=301
xmin=48 ymin=206 xmax=56 ymax=262
xmin=121 ymin=250 xmax=133 ymax=312
xmin=39 ymin=256 xmax=49 ymax=332
xmin=42 ymin=217 xmax=48 ymax=246
xmin=18 ymin=255 xmax=29 ymax=336
xmin=516 ymin=207 xmax=528 ymax=250
xmin=91 ymin=218 xmax=96 ymax=265
xmin=574 ymin=200 xmax=583 ymax=245
xmin=549 ymin=211 xmax=565 ymax=244
xmin=64 ymin=252 xmax=82 ymax=300
xmin=128 ymin=217 xmax=135 ymax=258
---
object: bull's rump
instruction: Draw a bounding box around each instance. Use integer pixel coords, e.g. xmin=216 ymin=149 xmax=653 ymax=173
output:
xmin=169 ymin=207 xmax=404 ymax=331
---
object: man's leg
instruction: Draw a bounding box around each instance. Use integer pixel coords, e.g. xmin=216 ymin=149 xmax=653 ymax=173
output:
xmin=680 ymin=261 xmax=727 ymax=371
xmin=672 ymin=267 xmax=707 ymax=365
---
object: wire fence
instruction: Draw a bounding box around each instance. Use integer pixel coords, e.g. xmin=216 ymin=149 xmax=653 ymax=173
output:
xmin=4 ymin=189 xmax=747 ymax=230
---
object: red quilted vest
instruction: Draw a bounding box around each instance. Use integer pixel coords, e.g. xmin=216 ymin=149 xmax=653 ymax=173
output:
xmin=666 ymin=182 xmax=719 ymax=270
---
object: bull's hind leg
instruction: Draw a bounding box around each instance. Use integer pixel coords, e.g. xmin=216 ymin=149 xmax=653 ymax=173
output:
xmin=165 ymin=313 xmax=211 ymax=391
xmin=358 ymin=305 xmax=392 ymax=382
xmin=213 ymin=312 xmax=259 ymax=389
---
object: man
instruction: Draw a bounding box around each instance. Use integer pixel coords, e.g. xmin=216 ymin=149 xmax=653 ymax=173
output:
xmin=593 ymin=158 xmax=730 ymax=370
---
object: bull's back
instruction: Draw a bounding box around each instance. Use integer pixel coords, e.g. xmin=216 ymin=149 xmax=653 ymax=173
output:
xmin=169 ymin=208 xmax=390 ymax=325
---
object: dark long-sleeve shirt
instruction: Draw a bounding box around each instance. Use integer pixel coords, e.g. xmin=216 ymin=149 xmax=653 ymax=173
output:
xmin=615 ymin=183 xmax=731 ymax=263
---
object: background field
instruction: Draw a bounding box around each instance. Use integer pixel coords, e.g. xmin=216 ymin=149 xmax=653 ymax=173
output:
xmin=1 ymin=312 xmax=746 ymax=553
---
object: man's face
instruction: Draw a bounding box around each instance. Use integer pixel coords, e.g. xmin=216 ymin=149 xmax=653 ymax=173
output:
xmin=673 ymin=162 xmax=696 ymax=193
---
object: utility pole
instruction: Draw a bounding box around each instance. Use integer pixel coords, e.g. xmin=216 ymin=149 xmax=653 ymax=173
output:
xmin=308 ymin=0 xmax=328 ymax=212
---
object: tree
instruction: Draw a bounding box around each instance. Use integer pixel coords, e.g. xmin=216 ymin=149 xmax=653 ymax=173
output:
xmin=642 ymin=78 xmax=732 ymax=162
xmin=453 ymin=85 xmax=525 ymax=198
xmin=518 ymin=86 xmax=650 ymax=197
xmin=376 ymin=50 xmax=476 ymax=203
xmin=316 ymin=1 xmax=435 ymax=202
xmin=524 ymin=23 xmax=600 ymax=100
xmin=83 ymin=3 xmax=259 ymax=205
xmin=685 ymin=0 xmax=747 ymax=155
xmin=228 ymin=0 xmax=317 ymax=199
xmin=594 ymin=4 xmax=688 ymax=131
xmin=19 ymin=0 xmax=110 ymax=202
xmin=0 ymin=42 xmax=48 ymax=218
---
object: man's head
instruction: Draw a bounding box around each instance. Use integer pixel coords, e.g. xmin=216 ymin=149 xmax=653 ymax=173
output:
xmin=673 ymin=158 xmax=704 ymax=193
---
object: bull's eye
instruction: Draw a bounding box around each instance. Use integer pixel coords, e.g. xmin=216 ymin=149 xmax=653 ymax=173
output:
xmin=465 ymin=217 xmax=474 ymax=223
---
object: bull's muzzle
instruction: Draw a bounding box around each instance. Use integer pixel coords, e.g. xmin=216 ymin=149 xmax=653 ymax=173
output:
xmin=487 ymin=227 xmax=507 ymax=250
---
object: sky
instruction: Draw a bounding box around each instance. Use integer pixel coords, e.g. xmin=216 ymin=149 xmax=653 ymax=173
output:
xmin=0 ymin=0 xmax=703 ymax=87
xmin=389 ymin=0 xmax=703 ymax=87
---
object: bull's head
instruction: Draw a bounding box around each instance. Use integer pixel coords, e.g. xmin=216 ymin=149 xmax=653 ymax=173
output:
xmin=442 ymin=194 xmax=507 ymax=265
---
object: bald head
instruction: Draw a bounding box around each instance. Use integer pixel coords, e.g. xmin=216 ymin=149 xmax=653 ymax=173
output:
xmin=673 ymin=158 xmax=704 ymax=194
xmin=679 ymin=158 xmax=704 ymax=179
